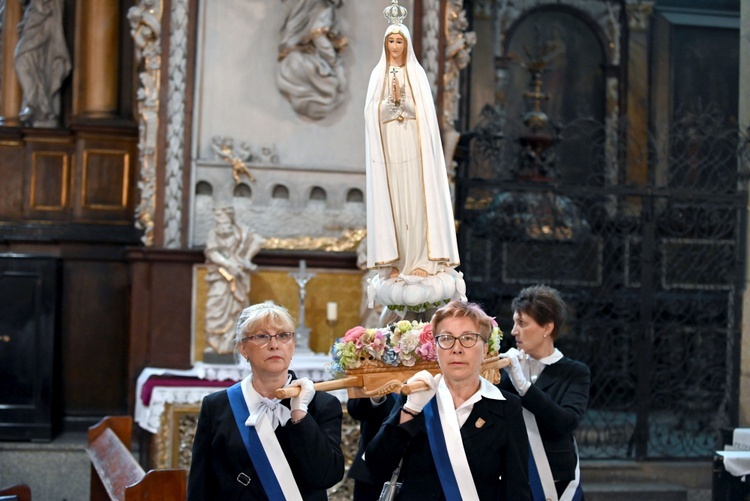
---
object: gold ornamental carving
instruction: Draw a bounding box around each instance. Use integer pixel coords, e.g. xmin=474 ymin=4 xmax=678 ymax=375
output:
xmin=261 ymin=228 xmax=366 ymax=253
xmin=128 ymin=0 xmax=163 ymax=246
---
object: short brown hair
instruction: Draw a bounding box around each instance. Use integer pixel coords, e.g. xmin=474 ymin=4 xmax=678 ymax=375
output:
xmin=511 ymin=285 xmax=566 ymax=340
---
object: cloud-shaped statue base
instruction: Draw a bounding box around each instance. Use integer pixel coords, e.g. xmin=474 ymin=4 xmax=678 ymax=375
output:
xmin=368 ymin=268 xmax=467 ymax=315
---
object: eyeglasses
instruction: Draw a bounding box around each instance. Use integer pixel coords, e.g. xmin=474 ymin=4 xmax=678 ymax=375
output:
xmin=435 ymin=332 xmax=485 ymax=350
xmin=242 ymin=332 xmax=295 ymax=347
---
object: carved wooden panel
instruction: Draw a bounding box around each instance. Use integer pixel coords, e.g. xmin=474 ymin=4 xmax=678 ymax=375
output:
xmin=0 ymin=128 xmax=138 ymax=239
xmin=0 ymin=139 xmax=25 ymax=219
xmin=82 ymin=149 xmax=130 ymax=210
xmin=29 ymin=150 xmax=69 ymax=212
xmin=154 ymin=403 xmax=201 ymax=470
xmin=74 ymin=132 xmax=137 ymax=221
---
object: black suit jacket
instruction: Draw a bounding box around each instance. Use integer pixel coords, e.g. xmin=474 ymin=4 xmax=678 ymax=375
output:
xmin=498 ymin=355 xmax=590 ymax=485
xmin=347 ymin=395 xmax=398 ymax=501
xmin=187 ymin=374 xmax=344 ymax=500
xmin=364 ymin=391 xmax=532 ymax=501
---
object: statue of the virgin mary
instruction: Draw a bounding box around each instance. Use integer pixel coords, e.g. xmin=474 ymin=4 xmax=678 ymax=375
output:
xmin=364 ymin=0 xmax=465 ymax=316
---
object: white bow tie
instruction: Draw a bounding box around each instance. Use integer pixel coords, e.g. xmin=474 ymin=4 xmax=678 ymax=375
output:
xmin=246 ymin=397 xmax=291 ymax=429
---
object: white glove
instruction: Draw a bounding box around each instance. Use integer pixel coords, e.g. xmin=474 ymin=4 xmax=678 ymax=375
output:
xmin=502 ymin=347 xmax=521 ymax=359
xmin=503 ymin=348 xmax=531 ymax=396
xmin=289 ymin=377 xmax=315 ymax=413
xmin=403 ymin=370 xmax=437 ymax=414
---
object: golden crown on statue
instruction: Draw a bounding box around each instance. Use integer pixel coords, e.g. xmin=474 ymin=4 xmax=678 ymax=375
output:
xmin=383 ymin=0 xmax=407 ymax=25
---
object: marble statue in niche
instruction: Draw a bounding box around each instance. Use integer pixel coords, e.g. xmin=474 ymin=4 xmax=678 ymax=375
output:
xmin=204 ymin=206 xmax=264 ymax=355
xmin=277 ymin=0 xmax=347 ymax=121
xmin=14 ymin=0 xmax=71 ymax=127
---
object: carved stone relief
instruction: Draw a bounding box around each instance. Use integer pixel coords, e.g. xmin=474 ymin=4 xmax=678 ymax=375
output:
xmin=421 ymin=0 xmax=440 ymax=96
xmin=277 ymin=0 xmax=348 ymax=121
xmin=163 ymin=0 xmax=189 ymax=249
xmin=442 ymin=0 xmax=476 ymax=175
xmin=128 ymin=0 xmax=162 ymax=247
xmin=191 ymin=137 xmax=366 ymax=249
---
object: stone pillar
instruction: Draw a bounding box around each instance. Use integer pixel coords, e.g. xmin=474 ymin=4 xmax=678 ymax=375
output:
xmin=73 ymin=0 xmax=120 ymax=118
xmin=0 ymin=0 xmax=23 ymax=125
xmin=740 ymin=0 xmax=750 ymax=427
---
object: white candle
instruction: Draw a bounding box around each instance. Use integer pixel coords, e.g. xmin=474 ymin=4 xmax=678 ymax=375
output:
xmin=300 ymin=259 xmax=307 ymax=273
xmin=327 ymin=302 xmax=338 ymax=321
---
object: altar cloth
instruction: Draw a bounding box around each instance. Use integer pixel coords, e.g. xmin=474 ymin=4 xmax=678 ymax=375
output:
xmin=135 ymin=356 xmax=334 ymax=433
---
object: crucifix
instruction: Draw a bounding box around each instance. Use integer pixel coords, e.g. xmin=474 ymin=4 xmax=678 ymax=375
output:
xmin=390 ymin=66 xmax=402 ymax=106
xmin=290 ymin=259 xmax=316 ymax=352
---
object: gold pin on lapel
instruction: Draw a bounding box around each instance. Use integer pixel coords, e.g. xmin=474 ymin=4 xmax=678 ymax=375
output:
xmin=475 ymin=417 xmax=486 ymax=428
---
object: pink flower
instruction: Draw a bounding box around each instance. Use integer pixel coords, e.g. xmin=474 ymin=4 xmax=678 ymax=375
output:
xmin=415 ymin=341 xmax=436 ymax=361
xmin=365 ymin=334 xmax=387 ymax=358
xmin=367 ymin=331 xmax=387 ymax=353
xmin=343 ymin=326 xmax=366 ymax=343
xmin=419 ymin=323 xmax=434 ymax=344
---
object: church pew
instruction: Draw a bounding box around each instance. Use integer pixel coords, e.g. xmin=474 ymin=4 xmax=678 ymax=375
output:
xmin=87 ymin=416 xmax=186 ymax=501
xmin=0 ymin=484 xmax=31 ymax=501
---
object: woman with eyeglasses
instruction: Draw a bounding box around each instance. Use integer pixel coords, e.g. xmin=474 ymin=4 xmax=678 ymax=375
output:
xmin=187 ymin=302 xmax=344 ymax=500
xmin=364 ymin=300 xmax=532 ymax=500
xmin=499 ymin=285 xmax=590 ymax=501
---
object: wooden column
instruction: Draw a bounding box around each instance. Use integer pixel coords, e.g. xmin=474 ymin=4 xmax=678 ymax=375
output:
xmin=73 ymin=0 xmax=120 ymax=118
xmin=0 ymin=0 xmax=23 ymax=125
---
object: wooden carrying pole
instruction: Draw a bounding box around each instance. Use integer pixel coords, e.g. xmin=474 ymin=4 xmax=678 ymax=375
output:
xmin=276 ymin=356 xmax=511 ymax=399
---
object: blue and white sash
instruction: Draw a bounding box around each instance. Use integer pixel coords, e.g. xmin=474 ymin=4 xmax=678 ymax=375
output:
xmin=423 ymin=380 xmax=480 ymax=500
xmin=227 ymin=381 xmax=303 ymax=501
xmin=524 ymin=409 xmax=582 ymax=501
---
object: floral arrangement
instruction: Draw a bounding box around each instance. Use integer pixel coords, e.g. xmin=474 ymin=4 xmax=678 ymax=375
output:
xmin=327 ymin=319 xmax=503 ymax=378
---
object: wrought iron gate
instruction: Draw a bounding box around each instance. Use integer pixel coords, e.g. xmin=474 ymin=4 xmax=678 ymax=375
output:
xmin=454 ymin=107 xmax=748 ymax=459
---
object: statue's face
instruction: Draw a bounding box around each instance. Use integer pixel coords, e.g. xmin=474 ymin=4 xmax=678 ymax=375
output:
xmin=385 ymin=33 xmax=406 ymax=66
xmin=214 ymin=211 xmax=234 ymax=232
xmin=217 ymin=211 xmax=231 ymax=223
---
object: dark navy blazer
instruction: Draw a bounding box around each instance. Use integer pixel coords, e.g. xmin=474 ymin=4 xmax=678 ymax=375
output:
xmin=498 ymin=355 xmax=590 ymax=485
xmin=187 ymin=372 xmax=344 ymax=500
xmin=365 ymin=390 xmax=532 ymax=500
